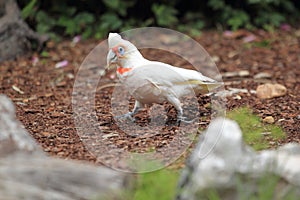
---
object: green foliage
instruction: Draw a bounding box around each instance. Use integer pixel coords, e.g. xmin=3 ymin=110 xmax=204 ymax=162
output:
xmin=132 ymin=169 xmax=180 ymax=200
xmin=57 ymin=12 xmax=95 ymax=37
xmin=227 ymin=10 xmax=250 ymax=31
xmin=227 ymin=107 xmax=285 ymax=150
xmin=95 ymin=13 xmax=123 ymax=39
xmin=255 ymin=11 xmax=285 ymax=29
xmin=20 ymin=1 xmax=96 ymax=40
xmin=19 ymin=0 xmax=300 ymax=39
xmin=207 ymin=0 xmax=298 ymax=30
xmin=103 ymin=0 xmax=134 ymax=17
xmin=152 ymin=4 xmax=178 ymax=27
xmin=94 ymin=0 xmax=137 ymax=38
xmin=21 ymin=0 xmax=37 ymax=19
xmin=178 ymin=12 xmax=205 ymax=36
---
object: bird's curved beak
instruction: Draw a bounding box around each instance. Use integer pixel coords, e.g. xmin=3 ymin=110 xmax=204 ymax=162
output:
xmin=106 ymin=49 xmax=117 ymax=70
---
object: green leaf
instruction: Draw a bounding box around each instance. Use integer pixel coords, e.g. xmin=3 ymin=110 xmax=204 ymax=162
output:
xmin=65 ymin=22 xmax=78 ymax=36
xmin=35 ymin=11 xmax=56 ymax=34
xmin=227 ymin=10 xmax=250 ymax=30
xmin=103 ymin=0 xmax=134 ymax=16
xmin=190 ymin=28 xmax=202 ymax=37
xmin=51 ymin=3 xmax=76 ymax=16
xmin=36 ymin=23 xmax=50 ymax=33
xmin=40 ymin=51 xmax=49 ymax=57
xmin=103 ymin=0 xmax=120 ymax=10
xmin=82 ymin=27 xmax=93 ymax=39
xmin=74 ymin=12 xmax=95 ymax=25
xmin=254 ymin=11 xmax=285 ymax=27
xmin=152 ymin=4 xmax=178 ymax=26
xmin=57 ymin=16 xmax=72 ymax=27
xmin=100 ymin=13 xmax=123 ymax=30
xmin=21 ymin=0 xmax=37 ymax=19
xmin=65 ymin=7 xmax=77 ymax=16
xmin=208 ymin=0 xmax=225 ymax=10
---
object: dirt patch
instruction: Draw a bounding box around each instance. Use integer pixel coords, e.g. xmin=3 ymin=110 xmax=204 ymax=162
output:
xmin=0 ymin=29 xmax=299 ymax=167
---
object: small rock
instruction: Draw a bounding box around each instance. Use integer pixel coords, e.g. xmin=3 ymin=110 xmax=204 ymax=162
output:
xmin=228 ymin=51 xmax=238 ymax=58
xmin=253 ymin=72 xmax=272 ymax=79
xmin=295 ymin=29 xmax=300 ymax=37
xmin=41 ymin=131 xmax=51 ymax=137
xmin=211 ymin=56 xmax=220 ymax=63
xmin=263 ymin=116 xmax=275 ymax=124
xmin=233 ymin=95 xmax=242 ymax=100
xmin=238 ymin=70 xmax=250 ymax=77
xmin=222 ymin=71 xmax=237 ymax=78
xmin=222 ymin=70 xmax=249 ymax=78
xmin=256 ymin=83 xmax=287 ymax=99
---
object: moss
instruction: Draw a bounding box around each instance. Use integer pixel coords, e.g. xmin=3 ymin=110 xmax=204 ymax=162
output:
xmin=227 ymin=107 xmax=285 ymax=150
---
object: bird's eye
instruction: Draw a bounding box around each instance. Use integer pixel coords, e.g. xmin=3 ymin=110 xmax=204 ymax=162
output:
xmin=118 ymin=46 xmax=125 ymax=55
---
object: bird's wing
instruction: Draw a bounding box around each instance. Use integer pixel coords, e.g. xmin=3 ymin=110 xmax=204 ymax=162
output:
xmin=142 ymin=61 xmax=221 ymax=84
xmin=127 ymin=61 xmax=222 ymax=96
xmin=132 ymin=62 xmax=189 ymax=86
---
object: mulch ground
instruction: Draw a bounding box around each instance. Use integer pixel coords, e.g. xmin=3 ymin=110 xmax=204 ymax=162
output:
xmin=0 ymin=29 xmax=299 ymax=170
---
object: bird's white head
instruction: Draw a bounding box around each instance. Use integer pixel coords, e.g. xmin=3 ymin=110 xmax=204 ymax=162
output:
xmin=106 ymin=33 xmax=141 ymax=71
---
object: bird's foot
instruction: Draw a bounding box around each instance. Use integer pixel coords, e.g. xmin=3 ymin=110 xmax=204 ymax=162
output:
xmin=177 ymin=116 xmax=195 ymax=125
xmin=115 ymin=112 xmax=135 ymax=122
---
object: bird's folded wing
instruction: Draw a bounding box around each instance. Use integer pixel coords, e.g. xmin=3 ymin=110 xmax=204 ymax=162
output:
xmin=174 ymin=79 xmax=223 ymax=93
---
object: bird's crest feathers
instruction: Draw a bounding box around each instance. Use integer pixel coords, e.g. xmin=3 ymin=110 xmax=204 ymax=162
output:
xmin=108 ymin=33 xmax=122 ymax=49
xmin=108 ymin=33 xmax=137 ymax=53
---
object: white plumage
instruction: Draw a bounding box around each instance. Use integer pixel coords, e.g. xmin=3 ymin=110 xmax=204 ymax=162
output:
xmin=106 ymin=33 xmax=221 ymax=122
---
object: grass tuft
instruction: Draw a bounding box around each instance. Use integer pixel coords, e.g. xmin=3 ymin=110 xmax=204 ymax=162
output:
xmin=132 ymin=169 xmax=180 ymax=200
xmin=227 ymin=107 xmax=285 ymax=150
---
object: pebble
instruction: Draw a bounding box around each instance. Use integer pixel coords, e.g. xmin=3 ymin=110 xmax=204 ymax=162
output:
xmin=233 ymin=95 xmax=242 ymax=100
xmin=238 ymin=70 xmax=250 ymax=77
xmin=211 ymin=55 xmax=220 ymax=63
xmin=256 ymin=83 xmax=287 ymax=99
xmin=222 ymin=70 xmax=249 ymax=78
xmin=263 ymin=116 xmax=275 ymax=124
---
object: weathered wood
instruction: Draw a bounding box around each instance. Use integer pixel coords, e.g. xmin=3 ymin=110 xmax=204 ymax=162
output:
xmin=0 ymin=94 xmax=133 ymax=200
xmin=0 ymin=0 xmax=47 ymax=62
xmin=0 ymin=94 xmax=43 ymax=155
xmin=0 ymin=156 xmax=132 ymax=200
xmin=177 ymin=118 xmax=300 ymax=200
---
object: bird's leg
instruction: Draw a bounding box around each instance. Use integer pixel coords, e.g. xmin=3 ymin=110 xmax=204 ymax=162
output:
xmin=115 ymin=100 xmax=144 ymax=121
xmin=167 ymin=95 xmax=194 ymax=124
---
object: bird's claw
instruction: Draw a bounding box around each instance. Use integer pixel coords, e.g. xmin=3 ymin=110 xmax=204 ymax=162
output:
xmin=115 ymin=112 xmax=135 ymax=122
xmin=177 ymin=116 xmax=195 ymax=124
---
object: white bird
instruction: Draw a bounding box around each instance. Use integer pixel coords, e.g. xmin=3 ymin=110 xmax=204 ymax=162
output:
xmin=106 ymin=33 xmax=221 ymax=123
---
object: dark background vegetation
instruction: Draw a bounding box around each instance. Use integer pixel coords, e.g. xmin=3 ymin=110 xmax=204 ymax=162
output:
xmin=18 ymin=0 xmax=300 ymax=40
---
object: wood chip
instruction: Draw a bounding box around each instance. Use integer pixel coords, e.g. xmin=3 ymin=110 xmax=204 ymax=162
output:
xmin=12 ymin=85 xmax=24 ymax=94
